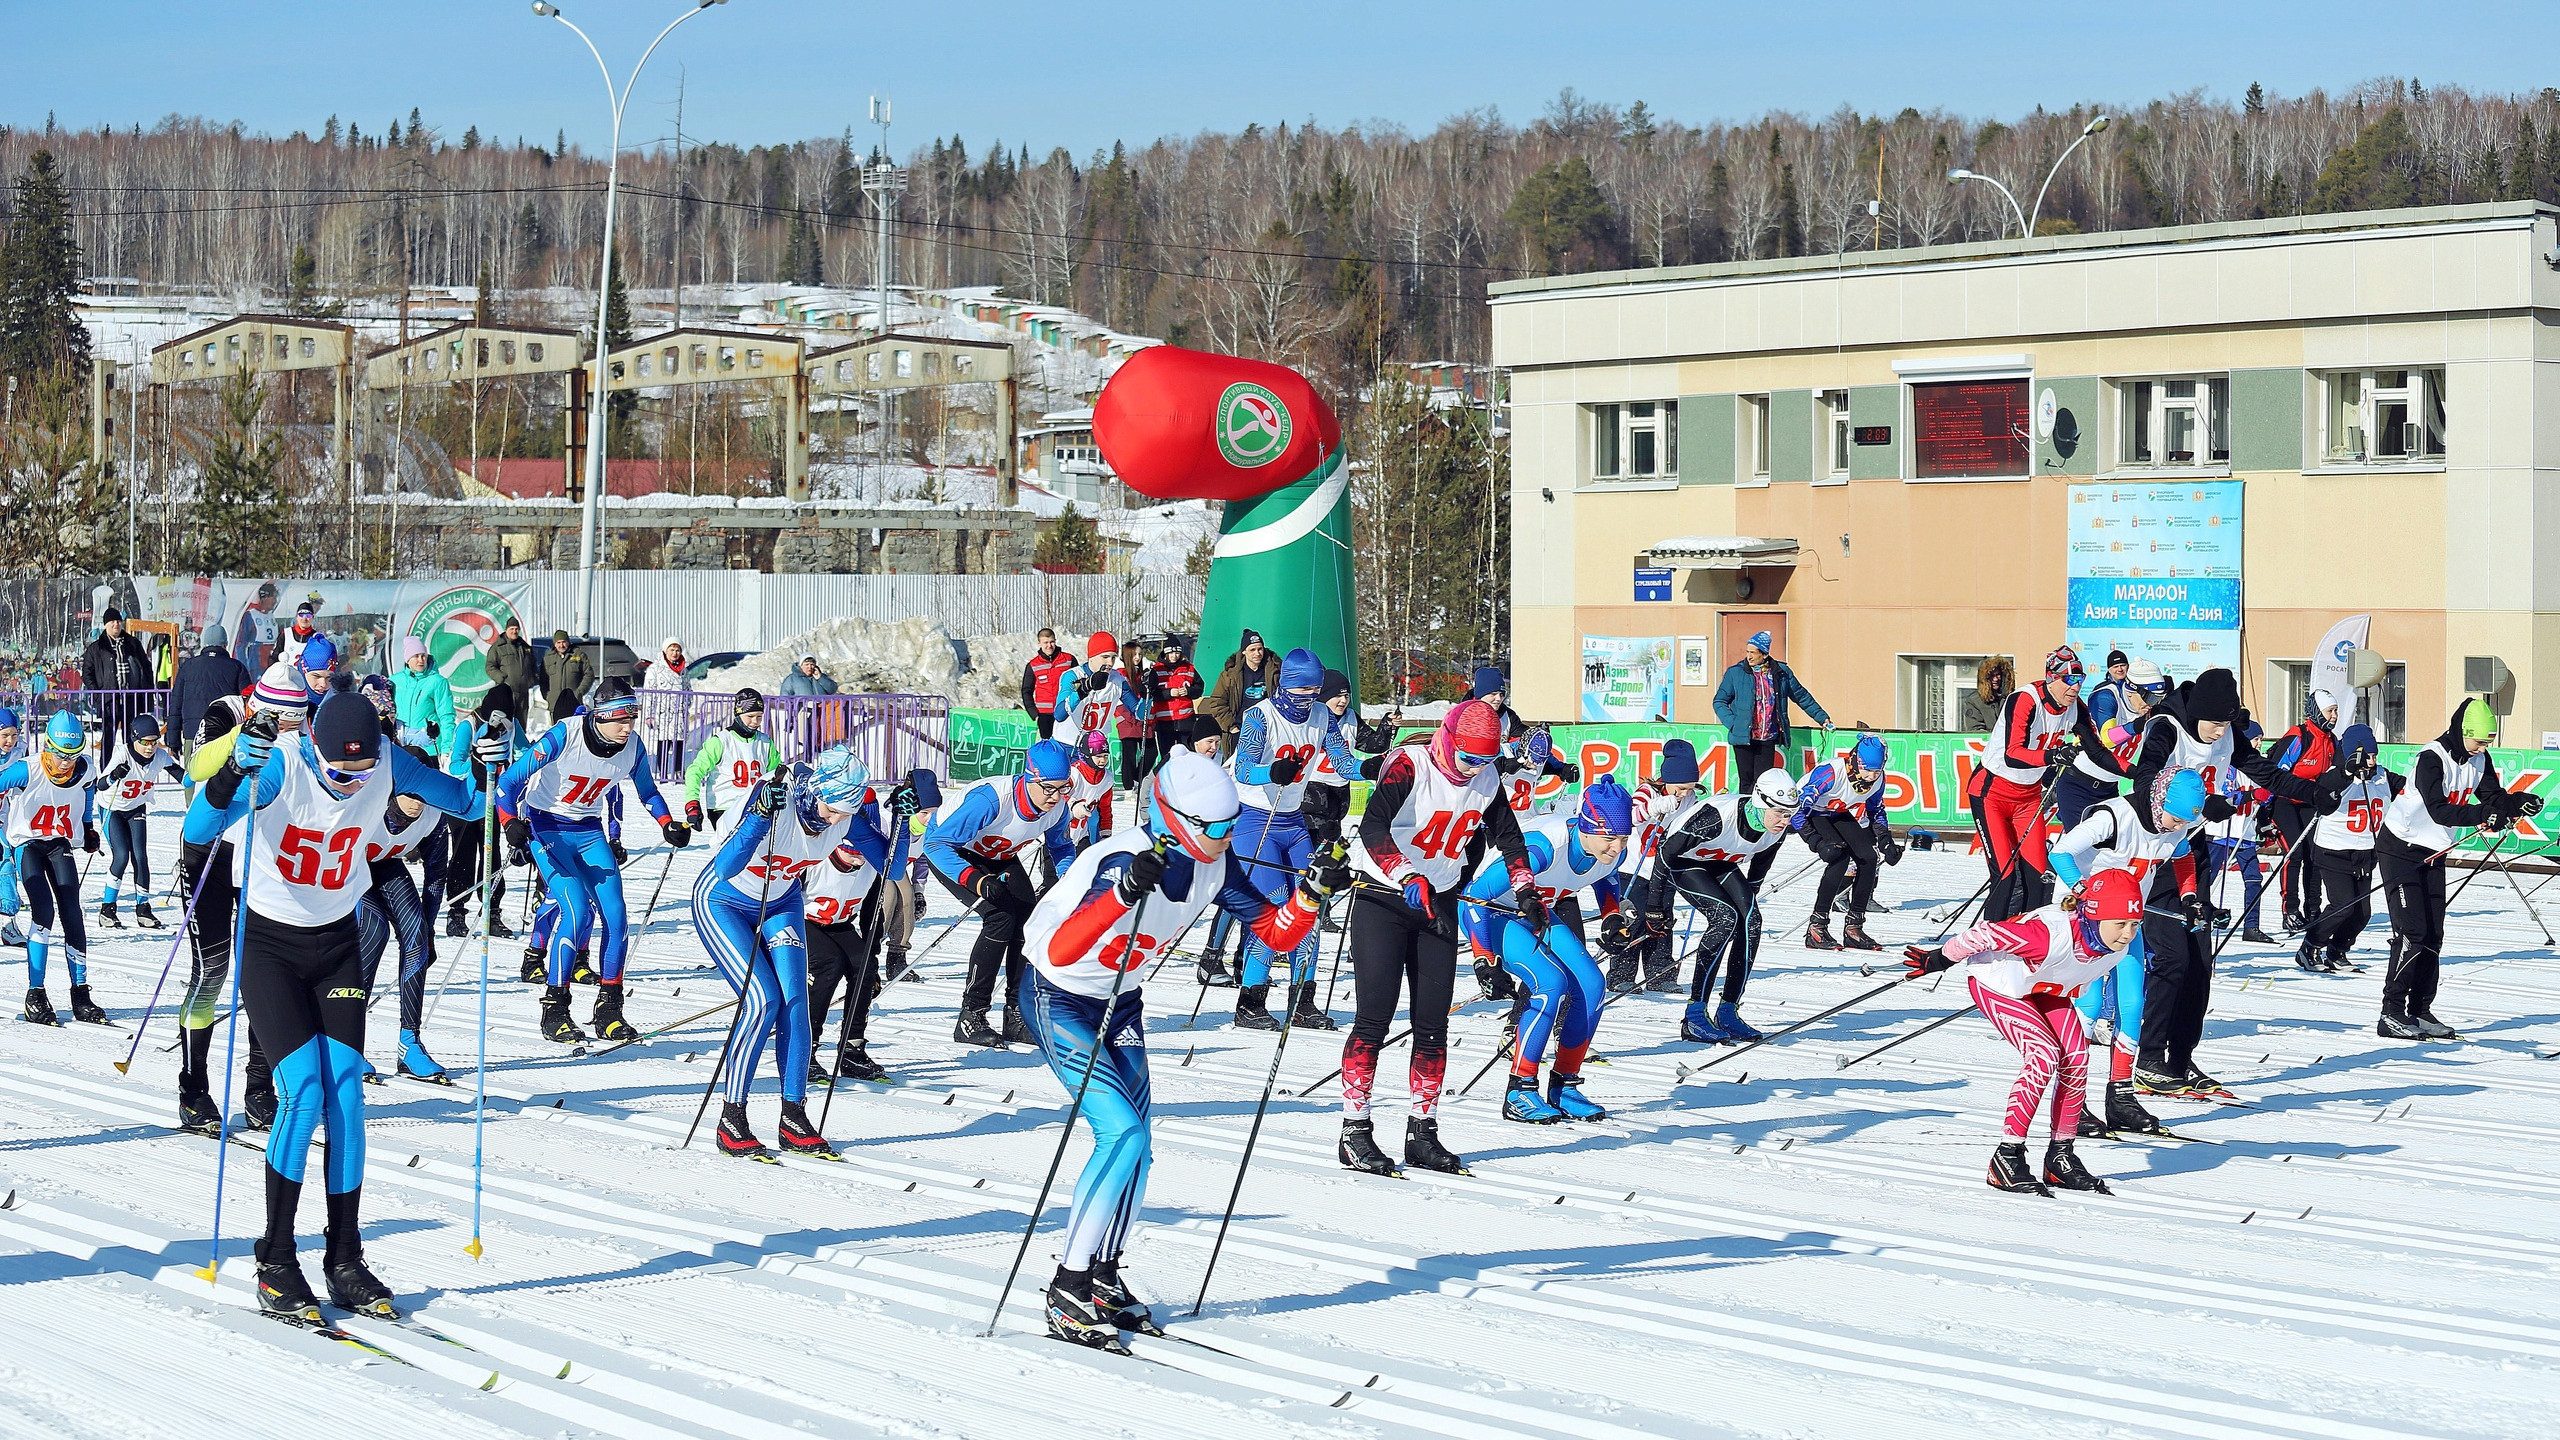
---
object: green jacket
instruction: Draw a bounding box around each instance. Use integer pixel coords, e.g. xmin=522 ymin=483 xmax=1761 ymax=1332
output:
xmin=684 ymin=725 xmax=783 ymax=818
xmin=390 ymin=663 xmax=456 ymax=761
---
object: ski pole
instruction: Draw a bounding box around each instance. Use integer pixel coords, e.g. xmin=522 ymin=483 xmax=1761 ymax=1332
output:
xmin=1754 ymin=854 xmax=1825 ymax=900
xmin=587 ymin=996 xmax=739 ymax=1058
xmin=817 ymin=883 xmax=889 ymax=1135
xmin=198 ymin=723 xmax=270 ymax=1287
xmin=1316 ymin=893 xmax=1353 ymax=1013
xmin=985 ymin=834 xmax=1169 ymax=1339
xmin=114 ymin=854 xmax=219 ymax=1074
xmin=2491 ymin=855 xmax=2555 ymax=947
xmin=683 ymin=784 xmax=785 ymax=1150
xmin=470 ymin=804 xmax=494 ymax=1259
xmin=1680 ymin=971 xmax=1913 ymax=1076
xmin=643 ymin=846 xmax=678 ymax=915
xmin=1190 ymin=936 xmax=1312 ymax=1318
xmin=1834 ymin=1003 xmax=1973 ymax=1071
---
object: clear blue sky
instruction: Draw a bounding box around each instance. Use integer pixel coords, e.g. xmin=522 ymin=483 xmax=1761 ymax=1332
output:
xmin=6 ymin=1 xmax=2555 ymax=158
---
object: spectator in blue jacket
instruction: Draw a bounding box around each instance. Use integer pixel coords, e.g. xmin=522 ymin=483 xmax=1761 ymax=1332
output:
xmin=1711 ymin=631 xmax=1828 ymax=789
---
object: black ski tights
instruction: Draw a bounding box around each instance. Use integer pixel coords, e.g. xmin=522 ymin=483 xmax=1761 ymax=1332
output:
xmin=2378 ymin=835 xmax=2446 ymax=1015
xmin=1341 ymin=885 xmax=1455 ymax=1120
xmin=1669 ymin=862 xmax=1757 ymax=1005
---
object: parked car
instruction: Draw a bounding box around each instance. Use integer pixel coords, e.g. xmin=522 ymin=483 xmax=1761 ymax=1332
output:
xmin=680 ymin=650 xmax=753 ymax=684
xmin=558 ymin=635 xmax=641 ymax=685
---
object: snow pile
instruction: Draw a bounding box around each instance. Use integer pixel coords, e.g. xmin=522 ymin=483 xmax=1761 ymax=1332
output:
xmin=707 ymin=616 xmax=1042 ymax=708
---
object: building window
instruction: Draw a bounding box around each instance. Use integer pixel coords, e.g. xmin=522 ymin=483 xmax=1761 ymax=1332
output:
xmin=1819 ymin=390 xmax=1851 ymax=481
xmin=2117 ymin=377 xmax=2229 ymax=468
xmin=1902 ymin=654 xmax=2011 ymax=733
xmin=2270 ymin=659 xmax=2406 ymax=743
xmin=1911 ymin=378 xmax=2029 ymax=479
xmin=2320 ymin=368 xmax=2445 ymax=465
xmin=1588 ymin=401 xmax=1678 ymax=482
xmin=1740 ymin=395 xmax=1770 ymax=482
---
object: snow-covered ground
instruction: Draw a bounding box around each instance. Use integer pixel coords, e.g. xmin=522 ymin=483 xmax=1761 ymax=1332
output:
xmin=6 ymin=799 xmax=2558 ymax=1439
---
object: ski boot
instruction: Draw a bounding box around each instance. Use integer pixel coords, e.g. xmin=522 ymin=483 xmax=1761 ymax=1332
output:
xmin=1502 ymin=1074 xmax=1567 ymax=1124
xmin=2240 ymin=926 xmax=2277 ymax=946
xmin=1404 ymin=1117 xmax=1469 ymax=1174
xmin=1803 ymin=915 xmax=1840 ymax=950
xmin=487 ymin=911 xmax=515 ymax=941
xmin=178 ymin=1079 xmax=222 ymax=1137
xmin=2376 ymin=1009 xmax=2423 ymax=1040
xmin=519 ymin=946 xmax=545 ymax=984
xmin=2180 ymin=1064 xmax=2235 ymax=1101
xmin=1090 ymin=1259 xmax=1161 ymax=1334
xmin=1046 ymin=1268 xmax=1130 ymax=1352
xmin=807 ymin=1059 xmax=833 ymax=1088
xmin=1547 ymin=1071 xmax=1607 ymax=1121
xmin=1986 ymin=1141 xmax=2054 ymax=1196
xmin=2293 ymin=941 xmax=2325 ymax=973
xmin=568 ymin=947 xmax=598 ymax=986
xmin=589 ymin=982 xmax=636 ymax=1041
xmin=68 ymin=985 xmax=108 ymax=1025
xmin=1233 ymin=984 xmax=1281 ymax=1031
xmin=776 ymin=1102 xmax=837 ymax=1157
xmin=2042 ymin=1139 xmax=2113 ymax=1194
xmin=887 ymin=949 xmax=921 ymax=983
xmin=2131 ymin=1063 xmax=2190 ymax=1096
xmin=253 ymin=1239 xmax=324 ymax=1324
xmin=396 ymin=1030 xmax=450 ymax=1084
xmin=2105 ymin=1081 xmax=2165 ymax=1135
xmin=953 ymin=1008 xmax=1005 ymax=1049
xmin=1196 ymin=953 xmax=1238 ymax=988
xmin=1681 ymin=1002 xmax=1733 ymax=1044
xmin=1003 ymin=1006 xmax=1037 ymax=1045
xmin=1337 ymin=1117 xmax=1401 ymax=1176
xmin=2075 ymin=1104 xmax=2110 ymax=1139
xmin=1645 ymin=956 xmax=1685 ymax=994
xmin=133 ymin=899 xmax=162 ymax=930
xmin=323 ymin=1252 xmax=401 ymax=1319
xmin=1840 ymin=915 xmax=1882 ymax=951
xmin=2410 ymin=1006 xmax=2459 ymax=1040
xmin=447 ymin=907 xmax=469 ymax=939
xmin=1715 ymin=1003 xmax=1764 ymax=1043
xmin=20 ymin=988 xmax=59 ymax=1027
xmin=242 ymin=1068 xmax=279 ymax=1132
xmin=834 ymin=1042 xmax=889 ymax=1083
xmin=1606 ymin=949 xmax=1639 ymax=991
xmin=715 ymin=1102 xmax=775 ymax=1162
xmin=0 ymin=919 xmax=22 ymax=947
xmin=96 ymin=899 xmax=121 ymax=930
xmin=539 ymin=985 xmax=588 ymax=1044
xmin=1287 ymin=982 xmax=1336 ymax=1031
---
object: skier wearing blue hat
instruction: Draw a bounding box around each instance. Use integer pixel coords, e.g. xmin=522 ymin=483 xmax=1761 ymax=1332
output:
xmin=1791 ymin=731 xmax=1901 ymax=951
xmin=1460 ymin=776 xmax=1631 ymax=1120
xmin=1 ymin=711 xmax=102 ymax=1024
xmin=924 ymin=737 xmax=1079 ymax=1047
xmin=1224 ymin=647 xmax=1358 ymax=1031
xmin=1618 ymin=737 xmax=1704 ymax=990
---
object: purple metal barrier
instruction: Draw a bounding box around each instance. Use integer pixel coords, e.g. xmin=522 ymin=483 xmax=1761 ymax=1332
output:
xmin=6 ymin=687 xmax=170 ymax=748
xmin=635 ymin=689 xmax=950 ymax=788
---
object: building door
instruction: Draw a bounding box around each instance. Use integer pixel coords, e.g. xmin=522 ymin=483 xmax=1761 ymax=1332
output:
xmin=1719 ymin=612 xmax=1788 ymax=668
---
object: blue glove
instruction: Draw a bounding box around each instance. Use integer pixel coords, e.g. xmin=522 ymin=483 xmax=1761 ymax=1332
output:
xmin=1400 ymin=872 xmax=1435 ymax=921
xmin=1524 ymin=728 xmax=1553 ymax=768
xmin=230 ymin=715 xmax=277 ymax=775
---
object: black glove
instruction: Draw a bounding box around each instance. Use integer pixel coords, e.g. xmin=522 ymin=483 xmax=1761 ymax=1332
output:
xmin=2043 ymin=744 xmax=2073 ymax=772
xmin=1644 ymin=906 xmax=1674 ymax=938
xmin=609 ymin=839 xmax=628 ymax=866
xmin=2201 ymin=795 xmax=2237 ymax=823
xmin=1265 ymin=757 xmax=1303 ymax=787
xmin=2513 ymin=792 xmax=2546 ymax=819
xmin=2183 ymin=893 xmax=2211 ymax=933
xmin=661 ymin=819 xmax=693 ymax=848
xmin=1600 ymin=912 xmax=1632 ymax=954
xmin=426 ymin=720 xmax=441 ymax=742
xmin=1902 ymin=945 xmax=1953 ymax=978
xmin=83 ymin=828 xmax=100 ymax=854
xmin=505 ymin=816 xmax=533 ymax=868
xmin=978 ymin=866 xmax=1038 ymax=911
xmin=230 ymin=711 xmax=279 ymax=775
xmin=890 ymin=785 xmax=920 ymax=820
xmin=1881 ymin=836 xmax=1906 ymax=866
xmin=2320 ymin=767 xmax=2354 ymax=798
xmin=685 ymin=799 xmax=705 ymax=828
xmin=1114 ymin=846 xmax=1166 ymax=905
xmin=747 ymin=775 xmax=788 ymax=820
xmin=1512 ymin=883 xmax=1550 ymax=930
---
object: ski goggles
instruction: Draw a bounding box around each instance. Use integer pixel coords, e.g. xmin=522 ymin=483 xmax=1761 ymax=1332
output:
xmin=1159 ymin=798 xmax=1237 ymax=840
xmin=322 ymin=761 xmax=377 ymax=791
xmin=1454 ymin=748 xmax=1500 ymax=770
xmin=588 ymin=700 xmax=640 ymax=722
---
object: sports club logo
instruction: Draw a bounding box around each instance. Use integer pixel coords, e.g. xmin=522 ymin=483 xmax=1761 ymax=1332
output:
xmin=407 ymin=585 xmax=518 ymax=710
xmin=1214 ymin=381 xmax=1292 ymax=468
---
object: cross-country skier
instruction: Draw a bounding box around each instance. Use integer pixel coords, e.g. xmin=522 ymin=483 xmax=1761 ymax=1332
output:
xmin=2297 ymin=724 xmax=2389 ymax=973
xmin=2266 ymin=690 xmax=2343 ymax=932
xmin=923 ymin=738 xmax=1078 ymax=1047
xmin=2121 ymin=668 xmax=2343 ymax=1095
xmin=2052 ymin=658 xmax=2164 ymax=830
xmin=1065 ymin=730 xmax=1115 ymax=856
xmin=4 ymin=711 xmax=100 ymax=1025
xmin=1902 ymin=866 xmax=2145 ymax=1197
xmin=2048 ymin=766 xmax=2213 ymax=1136
xmin=1022 ymin=747 xmax=1328 ymax=1348
xmin=1060 ymin=631 xmax=1137 ymax=826
xmin=1342 ymin=698 xmax=1532 ymax=1177
xmin=683 ymin=688 xmax=779 ymax=833
xmin=189 ymin=690 xmax=473 ymax=1322
xmin=802 ymin=757 xmax=917 ymax=1085
xmin=1616 ymin=739 xmax=1704 ymax=991
xmin=1794 ymin=733 xmax=1902 ymax=951
xmin=95 ymin=711 xmax=179 ymax=930
xmin=1652 ymin=767 xmax=1801 ymax=1042
xmin=496 ymin=677 xmax=685 ymax=1044
xmin=1970 ymin=647 xmax=2120 ymax=921
xmin=1460 ymin=776 xmax=1630 ymax=1122
xmin=1227 ymin=647 xmax=1358 ymax=1032
xmin=1301 ymin=669 xmax=1356 ymax=853
xmin=2377 ymin=697 xmax=2539 ymax=1039
xmin=0 ymin=706 xmax=24 ymax=949
xmin=693 ymin=749 xmax=876 ymax=1159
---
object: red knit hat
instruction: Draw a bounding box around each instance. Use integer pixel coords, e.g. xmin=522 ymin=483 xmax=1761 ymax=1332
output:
xmin=1431 ymin=699 xmax=1505 ymax=783
xmin=1087 ymin=630 xmax=1118 ymax=661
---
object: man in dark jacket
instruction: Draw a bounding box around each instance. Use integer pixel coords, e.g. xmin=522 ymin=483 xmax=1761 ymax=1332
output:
xmin=539 ymin=629 xmax=592 ymax=726
xmin=1018 ymin=628 xmax=1075 ymax=740
xmin=1195 ymin=628 xmax=1279 ymax=759
xmin=80 ymin=607 xmax=157 ymax=759
xmin=1147 ymin=640 xmax=1200 ymax=754
xmin=1711 ymin=630 xmax=1829 ymax=786
xmin=482 ymin=618 xmax=538 ymax=727
xmin=169 ymin=623 xmax=251 ymax=759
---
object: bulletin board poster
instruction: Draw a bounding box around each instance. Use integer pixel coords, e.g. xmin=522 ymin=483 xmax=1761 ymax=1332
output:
xmin=1580 ymin=635 xmax=1673 ymax=722
xmin=2064 ymin=481 xmax=2243 ymax=677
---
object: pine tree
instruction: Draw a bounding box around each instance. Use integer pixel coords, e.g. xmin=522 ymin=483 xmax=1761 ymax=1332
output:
xmin=463 ymin=124 xmax=480 ymax=152
xmin=283 ymin=243 xmax=339 ymax=318
xmin=2514 ymin=117 xmax=2541 ymax=202
xmin=185 ymin=370 xmax=297 ymax=576
xmin=322 ymin=115 xmax=340 ymax=145
xmin=783 ymin=213 xmax=824 ymax=286
xmin=0 ymin=149 xmax=90 ymax=380
xmin=1504 ymin=157 xmax=1619 ymax=274
xmin=1776 ymin=163 xmax=1805 ymax=255
xmin=1035 ymin=502 xmax=1105 ymax=573
xmin=2244 ymin=83 xmax=2266 ymax=117
xmin=600 ymin=249 xmax=638 ymax=443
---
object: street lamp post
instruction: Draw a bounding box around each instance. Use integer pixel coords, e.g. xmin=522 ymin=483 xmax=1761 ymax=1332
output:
xmin=532 ymin=0 xmax=728 ymax=639
xmin=1948 ymin=114 xmax=2110 ymax=240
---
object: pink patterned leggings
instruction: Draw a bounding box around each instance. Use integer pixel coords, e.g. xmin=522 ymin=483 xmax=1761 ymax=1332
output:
xmin=1967 ymin=976 xmax=2088 ymax=1140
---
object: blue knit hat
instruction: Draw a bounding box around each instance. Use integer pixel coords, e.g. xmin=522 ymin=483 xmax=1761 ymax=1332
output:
xmin=1470 ymin=665 xmax=1506 ymax=699
xmin=1658 ymin=738 xmax=1699 ymax=785
xmin=1575 ymin=775 xmax=1634 ymax=836
xmin=1747 ymin=630 xmax=1772 ymax=654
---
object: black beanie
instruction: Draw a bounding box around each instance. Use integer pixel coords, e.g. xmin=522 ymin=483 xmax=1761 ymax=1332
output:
xmin=1318 ymin=668 xmax=1349 ymax=703
xmin=2106 ymin=649 xmax=2128 ymax=669
xmin=312 ymin=692 xmax=382 ymax=765
xmin=478 ymin=684 xmax=514 ymax=721
xmin=2187 ymin=668 xmax=2240 ymax=723
xmin=1240 ymin=628 xmax=1264 ymax=652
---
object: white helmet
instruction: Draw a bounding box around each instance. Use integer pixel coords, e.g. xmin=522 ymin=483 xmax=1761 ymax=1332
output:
xmin=1752 ymin=768 xmax=1801 ymax=812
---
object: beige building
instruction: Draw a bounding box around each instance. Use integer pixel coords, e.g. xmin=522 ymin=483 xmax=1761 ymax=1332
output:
xmin=1491 ymin=200 xmax=2560 ymax=746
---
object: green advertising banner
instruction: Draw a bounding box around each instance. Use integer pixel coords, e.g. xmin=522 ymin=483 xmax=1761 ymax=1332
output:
xmin=942 ymin=709 xmax=2560 ymax=856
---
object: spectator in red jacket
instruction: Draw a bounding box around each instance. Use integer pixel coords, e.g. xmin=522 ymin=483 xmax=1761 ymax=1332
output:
xmin=1019 ymin=628 xmax=1077 ymax=740
xmin=1150 ymin=640 xmax=1201 ymax=758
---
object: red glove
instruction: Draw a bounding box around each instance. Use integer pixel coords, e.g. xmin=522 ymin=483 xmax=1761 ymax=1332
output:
xmin=1400 ymin=872 xmax=1435 ymax=921
xmin=1902 ymin=945 xmax=1952 ymax=979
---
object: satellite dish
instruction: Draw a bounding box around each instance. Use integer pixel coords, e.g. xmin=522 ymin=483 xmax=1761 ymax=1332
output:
xmin=2051 ymin=408 xmax=2080 ymax=458
xmin=2035 ymin=388 xmax=2058 ymax=439
xmin=2348 ymin=647 xmax=2387 ymax=689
